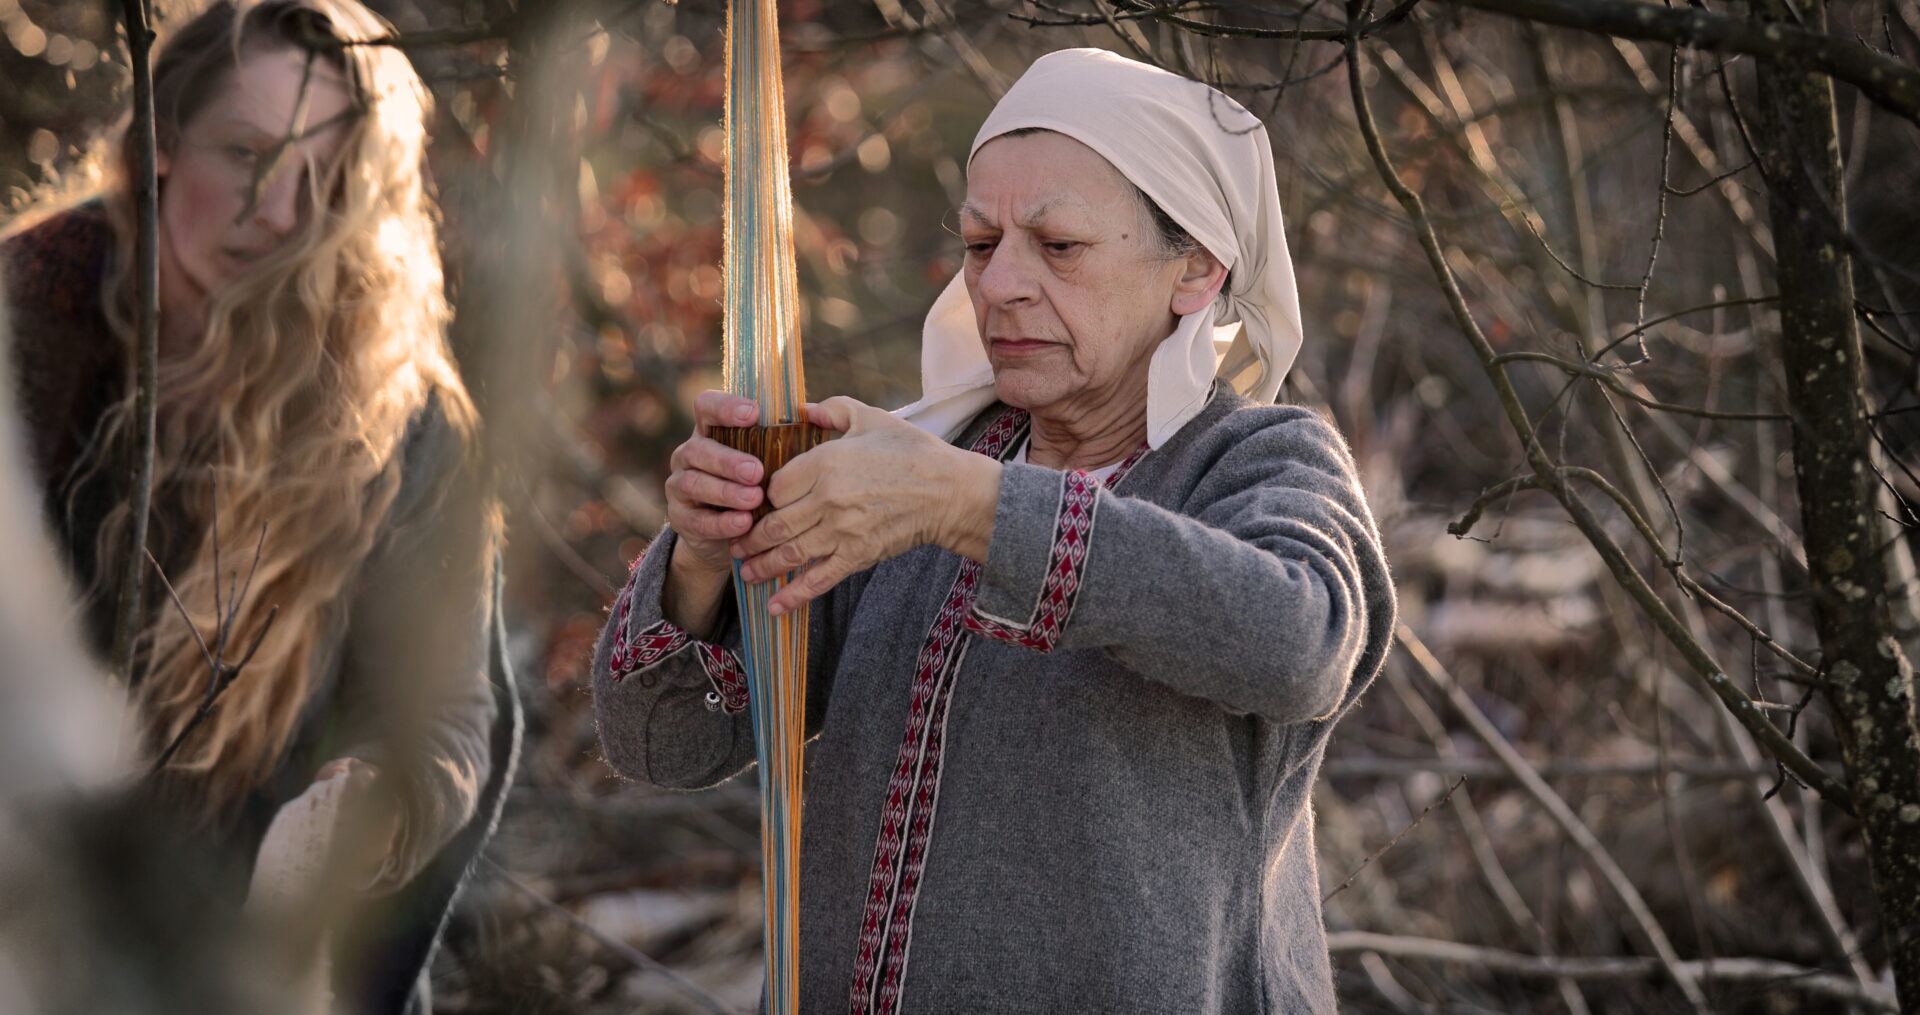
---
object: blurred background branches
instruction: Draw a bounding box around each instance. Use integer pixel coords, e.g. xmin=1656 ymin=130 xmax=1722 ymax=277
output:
xmin=3 ymin=0 xmax=1919 ymax=1010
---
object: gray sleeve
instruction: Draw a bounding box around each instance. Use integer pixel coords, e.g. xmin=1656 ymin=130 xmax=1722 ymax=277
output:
xmin=968 ymin=409 xmax=1393 ymax=724
xmin=331 ymin=406 xmax=497 ymax=889
xmin=591 ymin=528 xmax=756 ymax=789
xmin=592 ymin=527 xmax=864 ymax=789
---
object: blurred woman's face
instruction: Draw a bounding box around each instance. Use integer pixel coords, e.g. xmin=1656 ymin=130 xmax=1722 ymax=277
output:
xmin=156 ymin=44 xmax=353 ymax=318
xmin=960 ymin=131 xmax=1191 ymax=422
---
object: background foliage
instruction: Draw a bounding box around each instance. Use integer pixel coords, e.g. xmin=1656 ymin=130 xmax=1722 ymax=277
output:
xmin=5 ymin=0 xmax=1919 ymax=1010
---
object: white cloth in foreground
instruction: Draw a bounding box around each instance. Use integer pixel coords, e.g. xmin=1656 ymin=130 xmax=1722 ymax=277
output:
xmin=245 ymin=770 xmax=350 ymax=1015
xmin=897 ymin=47 xmax=1305 ymax=447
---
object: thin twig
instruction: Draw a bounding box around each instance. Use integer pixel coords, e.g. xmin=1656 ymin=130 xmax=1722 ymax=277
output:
xmin=1325 ymin=932 xmax=1898 ymax=1011
xmin=144 ymin=549 xmax=220 ymax=678
xmin=484 ymin=860 xmax=742 ymax=1015
xmin=1324 ymin=776 xmax=1467 ymax=903
xmin=1630 ymin=46 xmax=1681 ymax=352
xmin=1395 ymin=625 xmax=1709 ymax=1011
xmin=1447 ymin=474 xmax=1538 ymax=537
xmin=1590 ymin=295 xmax=1779 ymax=364
xmin=1490 ymin=352 xmax=1788 ymax=421
xmin=147 ymin=606 xmax=277 ymax=776
xmin=1376 ymin=662 xmax=1593 ymax=1013
xmin=1324 ymin=755 xmax=1812 ymax=781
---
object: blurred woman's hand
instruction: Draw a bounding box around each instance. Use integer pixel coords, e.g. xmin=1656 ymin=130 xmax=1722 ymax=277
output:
xmin=733 ymin=396 xmax=1001 ymax=616
xmin=311 ymin=757 xmax=402 ymax=892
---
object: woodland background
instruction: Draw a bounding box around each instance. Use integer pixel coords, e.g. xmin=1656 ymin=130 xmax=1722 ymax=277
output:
xmin=3 ymin=0 xmax=1919 ymax=1011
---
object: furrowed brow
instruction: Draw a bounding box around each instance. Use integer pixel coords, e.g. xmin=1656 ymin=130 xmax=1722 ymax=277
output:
xmin=958 ymin=198 xmax=1064 ymax=230
xmin=1016 ymin=200 xmax=1060 ymax=230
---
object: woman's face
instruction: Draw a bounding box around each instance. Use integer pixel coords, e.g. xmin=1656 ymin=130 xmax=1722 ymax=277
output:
xmin=961 ymin=131 xmax=1220 ymax=421
xmin=156 ymin=44 xmax=354 ymax=316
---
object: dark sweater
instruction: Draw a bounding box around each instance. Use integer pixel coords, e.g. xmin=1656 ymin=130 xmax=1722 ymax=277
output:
xmin=0 ymin=203 xmax=496 ymax=888
xmin=595 ymin=391 xmax=1394 ymax=1013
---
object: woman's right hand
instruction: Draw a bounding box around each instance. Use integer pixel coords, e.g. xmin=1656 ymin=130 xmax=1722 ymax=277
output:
xmin=664 ymin=390 xmax=766 ymax=576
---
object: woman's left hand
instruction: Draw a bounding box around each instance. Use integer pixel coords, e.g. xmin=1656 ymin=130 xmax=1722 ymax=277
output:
xmin=733 ymin=396 xmax=1002 ymax=615
xmin=313 ymin=757 xmax=404 ymax=890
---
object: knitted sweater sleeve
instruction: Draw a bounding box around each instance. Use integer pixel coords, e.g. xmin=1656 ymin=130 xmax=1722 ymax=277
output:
xmin=966 ymin=407 xmax=1394 ymax=724
xmin=592 ymin=527 xmax=858 ymax=789
xmin=329 ymin=401 xmax=498 ymax=889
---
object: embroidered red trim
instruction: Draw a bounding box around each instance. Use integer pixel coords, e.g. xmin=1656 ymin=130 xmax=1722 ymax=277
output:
xmin=695 ymin=641 xmax=750 ymax=713
xmin=964 ymin=441 xmax=1148 ymax=652
xmin=849 ymin=407 xmax=1027 ymax=1015
xmin=607 ymin=562 xmax=750 ymax=715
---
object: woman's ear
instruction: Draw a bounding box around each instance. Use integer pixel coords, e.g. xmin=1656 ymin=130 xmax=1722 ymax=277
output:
xmin=1169 ymin=247 xmax=1227 ymax=317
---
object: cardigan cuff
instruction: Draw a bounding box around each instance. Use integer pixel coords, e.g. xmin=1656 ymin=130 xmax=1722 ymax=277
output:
xmin=608 ymin=550 xmax=750 ymax=715
xmin=966 ymin=463 xmax=1101 ymax=653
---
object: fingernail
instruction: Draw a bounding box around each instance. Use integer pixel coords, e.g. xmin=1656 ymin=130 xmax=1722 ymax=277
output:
xmin=736 ymin=463 xmax=756 ymax=482
xmin=767 ymin=601 xmax=787 ymax=617
xmin=734 ymin=406 xmax=754 ymax=423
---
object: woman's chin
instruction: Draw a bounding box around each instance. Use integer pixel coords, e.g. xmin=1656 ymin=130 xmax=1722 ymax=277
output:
xmin=992 ymin=371 xmax=1070 ymax=412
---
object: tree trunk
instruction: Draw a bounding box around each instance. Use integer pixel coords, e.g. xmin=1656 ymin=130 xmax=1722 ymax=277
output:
xmin=1751 ymin=1 xmax=1920 ymax=1005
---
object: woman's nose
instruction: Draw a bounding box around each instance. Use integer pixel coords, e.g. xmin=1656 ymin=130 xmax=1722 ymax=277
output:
xmin=248 ymin=158 xmax=307 ymax=237
xmin=975 ymin=242 xmax=1039 ymax=307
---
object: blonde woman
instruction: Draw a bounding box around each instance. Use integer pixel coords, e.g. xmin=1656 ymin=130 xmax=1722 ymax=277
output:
xmin=1 ymin=1 xmax=509 ymax=1009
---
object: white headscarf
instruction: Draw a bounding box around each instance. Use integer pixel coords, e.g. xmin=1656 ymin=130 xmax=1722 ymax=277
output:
xmin=896 ymin=47 xmax=1304 ymax=448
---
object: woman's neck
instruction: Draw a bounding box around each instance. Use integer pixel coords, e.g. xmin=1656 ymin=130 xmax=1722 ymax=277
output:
xmin=1026 ymin=387 xmax=1149 ymax=471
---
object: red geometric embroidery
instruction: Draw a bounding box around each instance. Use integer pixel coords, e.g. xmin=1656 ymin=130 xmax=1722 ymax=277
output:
xmin=607 ymin=559 xmax=750 ymax=715
xmin=696 ymin=642 xmax=750 ymax=714
xmin=849 ymin=407 xmax=1026 ymax=1015
xmin=964 ymin=440 xmax=1149 ymax=652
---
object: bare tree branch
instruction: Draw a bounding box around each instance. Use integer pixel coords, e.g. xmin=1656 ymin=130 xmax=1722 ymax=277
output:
xmin=110 ymin=0 xmax=160 ymax=686
xmin=485 ymin=860 xmax=743 ymax=1015
xmin=1011 ymin=0 xmax=1422 ymax=39
xmin=1393 ymin=625 xmax=1710 ymax=1011
xmin=1326 ymin=932 xmax=1899 ymax=1012
xmin=1446 ymin=0 xmax=1920 ymax=124
xmin=1345 ymin=23 xmax=1854 ymax=811
xmin=1491 ymin=351 xmax=1789 ymax=420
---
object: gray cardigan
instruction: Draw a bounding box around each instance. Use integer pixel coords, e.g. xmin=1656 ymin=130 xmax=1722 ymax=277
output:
xmin=593 ymin=389 xmax=1394 ymax=1013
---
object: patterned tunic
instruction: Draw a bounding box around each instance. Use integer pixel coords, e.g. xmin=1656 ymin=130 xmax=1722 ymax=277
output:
xmin=593 ymin=390 xmax=1394 ymax=1013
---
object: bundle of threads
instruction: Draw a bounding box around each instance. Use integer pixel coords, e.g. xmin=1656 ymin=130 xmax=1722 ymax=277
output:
xmin=710 ymin=0 xmax=820 ymax=1010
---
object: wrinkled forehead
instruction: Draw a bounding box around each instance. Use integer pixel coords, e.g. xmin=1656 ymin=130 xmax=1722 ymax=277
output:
xmin=960 ymin=130 xmax=1139 ymax=227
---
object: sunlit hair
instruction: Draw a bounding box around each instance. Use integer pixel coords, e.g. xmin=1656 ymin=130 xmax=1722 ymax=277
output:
xmin=88 ymin=0 xmax=476 ymax=817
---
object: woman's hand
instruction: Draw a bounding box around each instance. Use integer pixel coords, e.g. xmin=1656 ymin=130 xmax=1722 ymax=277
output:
xmin=661 ymin=391 xmax=767 ymax=635
xmin=733 ymin=396 xmax=1002 ymax=616
xmin=312 ymin=757 xmax=403 ymax=891
xmin=665 ymin=391 xmax=768 ymax=573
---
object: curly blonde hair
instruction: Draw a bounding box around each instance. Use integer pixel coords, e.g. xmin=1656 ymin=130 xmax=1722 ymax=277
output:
xmin=88 ymin=0 xmax=476 ymax=816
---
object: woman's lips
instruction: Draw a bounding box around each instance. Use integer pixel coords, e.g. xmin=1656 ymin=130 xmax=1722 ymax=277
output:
xmin=990 ymin=338 xmax=1057 ymax=356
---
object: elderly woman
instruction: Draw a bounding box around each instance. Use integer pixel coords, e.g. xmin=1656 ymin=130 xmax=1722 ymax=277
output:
xmin=594 ymin=49 xmax=1392 ymax=1013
